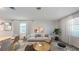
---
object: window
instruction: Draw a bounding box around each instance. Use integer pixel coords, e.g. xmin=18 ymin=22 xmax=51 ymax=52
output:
xmin=70 ymin=17 xmax=79 ymax=37
xmin=20 ymin=23 xmax=26 ymax=33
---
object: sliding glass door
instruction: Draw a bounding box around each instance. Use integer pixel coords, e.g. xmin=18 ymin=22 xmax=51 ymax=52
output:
xmin=69 ymin=17 xmax=79 ymax=47
xmin=60 ymin=16 xmax=79 ymax=48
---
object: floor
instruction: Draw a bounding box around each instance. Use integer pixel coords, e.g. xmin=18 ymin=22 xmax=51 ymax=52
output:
xmin=51 ymin=41 xmax=79 ymax=51
xmin=17 ymin=40 xmax=79 ymax=51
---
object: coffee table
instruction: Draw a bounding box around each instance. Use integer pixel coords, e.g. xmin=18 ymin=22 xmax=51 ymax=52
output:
xmin=33 ymin=42 xmax=51 ymax=51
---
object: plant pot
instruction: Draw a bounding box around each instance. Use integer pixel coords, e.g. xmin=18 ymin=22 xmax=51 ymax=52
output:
xmin=55 ymin=36 xmax=59 ymax=41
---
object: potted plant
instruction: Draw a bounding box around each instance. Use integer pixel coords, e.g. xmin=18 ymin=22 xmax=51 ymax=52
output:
xmin=53 ymin=28 xmax=61 ymax=41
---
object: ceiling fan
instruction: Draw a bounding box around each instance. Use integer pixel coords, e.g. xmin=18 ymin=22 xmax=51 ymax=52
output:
xmin=9 ymin=7 xmax=15 ymax=10
xmin=36 ymin=7 xmax=41 ymax=10
xmin=9 ymin=7 xmax=42 ymax=10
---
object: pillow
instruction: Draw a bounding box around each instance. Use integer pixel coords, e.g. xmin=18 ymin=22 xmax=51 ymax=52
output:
xmin=35 ymin=34 xmax=41 ymax=37
xmin=44 ymin=34 xmax=49 ymax=37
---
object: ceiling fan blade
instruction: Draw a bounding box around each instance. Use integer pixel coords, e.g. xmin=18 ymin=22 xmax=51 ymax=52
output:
xmin=9 ymin=7 xmax=15 ymax=10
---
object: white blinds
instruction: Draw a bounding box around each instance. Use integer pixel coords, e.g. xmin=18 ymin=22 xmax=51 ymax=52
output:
xmin=71 ymin=17 xmax=79 ymax=37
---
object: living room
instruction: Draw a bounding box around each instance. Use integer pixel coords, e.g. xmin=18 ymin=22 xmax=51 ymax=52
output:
xmin=0 ymin=7 xmax=79 ymax=51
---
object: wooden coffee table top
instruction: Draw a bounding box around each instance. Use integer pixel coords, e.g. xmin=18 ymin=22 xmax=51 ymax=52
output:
xmin=33 ymin=42 xmax=51 ymax=51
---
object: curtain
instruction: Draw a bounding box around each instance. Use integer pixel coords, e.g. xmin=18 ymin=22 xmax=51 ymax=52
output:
xmin=60 ymin=15 xmax=79 ymax=48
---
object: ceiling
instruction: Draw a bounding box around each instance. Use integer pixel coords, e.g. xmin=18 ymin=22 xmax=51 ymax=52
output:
xmin=0 ymin=7 xmax=79 ymax=21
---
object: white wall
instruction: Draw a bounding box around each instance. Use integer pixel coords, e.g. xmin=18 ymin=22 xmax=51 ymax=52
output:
xmin=0 ymin=19 xmax=59 ymax=37
xmin=12 ymin=20 xmax=59 ymax=36
xmin=31 ymin=20 xmax=59 ymax=34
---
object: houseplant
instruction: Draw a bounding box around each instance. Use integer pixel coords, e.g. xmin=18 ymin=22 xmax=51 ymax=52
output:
xmin=53 ymin=28 xmax=61 ymax=41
